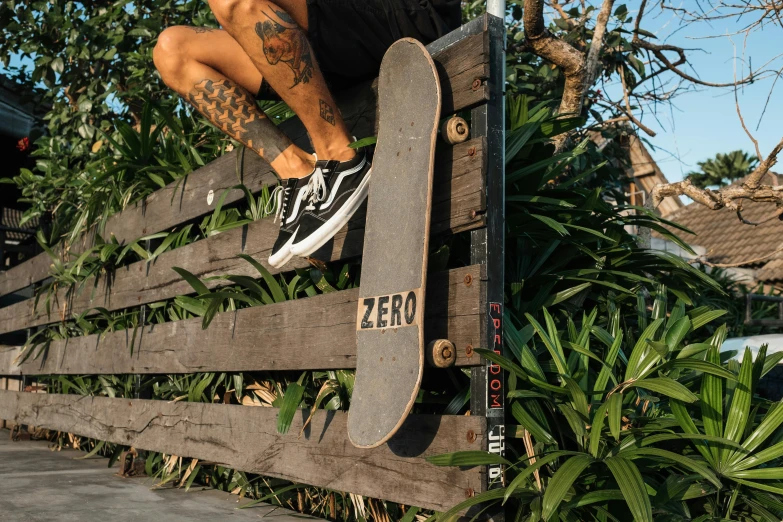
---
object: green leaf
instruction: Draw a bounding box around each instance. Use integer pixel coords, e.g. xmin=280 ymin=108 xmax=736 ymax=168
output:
xmin=238 ymin=254 xmax=286 ymax=303
xmin=723 ymin=348 xmax=753 ymax=463
xmin=277 ymin=382 xmax=305 ymax=434
xmin=511 ymin=402 xmax=556 ymax=444
xmin=589 ymin=400 xmax=610 ymax=457
xmin=670 ymin=399 xmax=714 ymax=465
xmin=663 ymin=359 xmax=736 ymax=380
xmin=504 ymin=451 xmax=582 ymax=502
xmin=631 ymin=377 xmax=698 ymax=402
xmin=349 ymin=136 xmax=377 ymax=148
xmin=664 ymin=316 xmax=691 ymax=351
xmin=691 ymin=310 xmax=728 ymax=330
xmin=608 ymin=392 xmax=623 ymax=441
xmin=426 ymin=450 xmax=512 ymax=467
xmin=620 ymin=448 xmax=722 ymax=487
xmin=51 ymin=56 xmax=64 ymax=74
xmin=701 ymin=345 xmax=724 ymax=465
xmin=172 ymin=266 xmax=210 ymax=296
xmin=625 ymin=319 xmax=663 ymax=381
xmin=604 ymin=456 xmax=653 ymax=522
xmin=740 ymin=402 xmax=783 ymax=455
xmin=530 ymin=214 xmax=569 ymax=236
xmin=731 ymin=439 xmax=783 ymax=472
xmin=542 ymin=454 xmax=593 ymax=521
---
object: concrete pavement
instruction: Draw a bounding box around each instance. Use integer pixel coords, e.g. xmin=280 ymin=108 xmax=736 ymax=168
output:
xmin=0 ymin=430 xmax=316 ymax=521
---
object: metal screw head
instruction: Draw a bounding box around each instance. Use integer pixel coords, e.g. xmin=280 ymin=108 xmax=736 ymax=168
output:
xmin=466 ymin=429 xmax=477 ymax=443
xmin=464 ymin=273 xmax=473 ymax=286
xmin=465 ymin=488 xmax=475 ymax=498
xmin=471 ymin=78 xmax=482 ymax=91
xmin=465 ymin=344 xmax=474 ymax=357
xmin=469 ymin=209 xmax=478 ymax=219
xmin=468 ymin=147 xmax=476 ymax=157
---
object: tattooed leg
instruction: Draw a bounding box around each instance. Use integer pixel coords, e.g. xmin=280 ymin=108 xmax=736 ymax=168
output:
xmin=208 ymin=0 xmax=355 ymax=163
xmin=153 ymin=25 xmax=315 ymax=179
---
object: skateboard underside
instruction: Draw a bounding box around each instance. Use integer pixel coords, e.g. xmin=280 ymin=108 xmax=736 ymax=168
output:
xmin=348 ymin=38 xmax=441 ymax=449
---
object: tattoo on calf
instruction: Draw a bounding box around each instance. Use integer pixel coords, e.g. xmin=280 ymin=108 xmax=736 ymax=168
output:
xmin=254 ymin=8 xmax=313 ymax=88
xmin=319 ymin=99 xmax=336 ymax=126
xmin=186 ymin=78 xmax=291 ymax=163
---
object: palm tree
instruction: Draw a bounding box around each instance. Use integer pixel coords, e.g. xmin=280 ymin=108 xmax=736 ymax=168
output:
xmin=687 ymin=150 xmax=758 ymax=189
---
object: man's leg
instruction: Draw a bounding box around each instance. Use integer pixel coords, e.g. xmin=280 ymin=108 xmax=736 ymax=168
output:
xmin=152 ymin=26 xmax=314 ymax=179
xmin=207 ymin=0 xmax=355 ymax=163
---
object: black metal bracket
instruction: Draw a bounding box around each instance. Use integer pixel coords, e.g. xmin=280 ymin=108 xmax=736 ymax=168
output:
xmin=745 ymin=293 xmax=783 ymax=327
xmin=467 ymin=13 xmax=506 ymax=516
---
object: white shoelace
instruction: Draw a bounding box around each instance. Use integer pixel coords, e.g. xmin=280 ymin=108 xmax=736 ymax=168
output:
xmin=301 ymin=166 xmax=329 ymax=211
xmin=266 ymin=185 xmax=290 ymax=224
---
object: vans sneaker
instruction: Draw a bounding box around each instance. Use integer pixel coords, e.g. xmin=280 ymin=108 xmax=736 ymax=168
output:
xmin=290 ymin=147 xmax=372 ymax=257
xmin=267 ymin=160 xmax=332 ymax=268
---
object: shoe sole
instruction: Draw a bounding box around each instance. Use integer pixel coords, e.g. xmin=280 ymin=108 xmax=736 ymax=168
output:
xmin=267 ymin=226 xmax=299 ymax=269
xmin=290 ymin=169 xmax=372 ymax=257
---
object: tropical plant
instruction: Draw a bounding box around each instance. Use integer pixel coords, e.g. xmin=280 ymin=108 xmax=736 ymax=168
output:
xmin=686 ymin=151 xmax=758 ymax=190
xmin=429 ymin=294 xmax=783 ymax=521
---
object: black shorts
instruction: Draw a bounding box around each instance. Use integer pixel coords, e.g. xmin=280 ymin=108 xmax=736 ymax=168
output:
xmin=258 ymin=0 xmax=461 ymax=99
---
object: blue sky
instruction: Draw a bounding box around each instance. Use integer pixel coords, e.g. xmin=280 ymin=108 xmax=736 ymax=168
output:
xmin=599 ymin=2 xmax=783 ymax=182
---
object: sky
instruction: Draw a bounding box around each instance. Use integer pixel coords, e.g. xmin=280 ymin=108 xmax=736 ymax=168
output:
xmin=595 ymin=2 xmax=783 ymax=182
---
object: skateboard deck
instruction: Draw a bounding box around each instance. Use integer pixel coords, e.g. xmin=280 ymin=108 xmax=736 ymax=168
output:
xmin=348 ymin=38 xmax=441 ymax=449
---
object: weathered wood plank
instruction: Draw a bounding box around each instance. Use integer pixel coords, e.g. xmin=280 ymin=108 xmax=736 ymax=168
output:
xmin=0 ymin=30 xmax=488 ymax=299
xmin=0 ymin=390 xmax=485 ymax=512
xmin=0 ymin=139 xmax=485 ymax=335
xmin=0 ymin=267 xmax=483 ymax=375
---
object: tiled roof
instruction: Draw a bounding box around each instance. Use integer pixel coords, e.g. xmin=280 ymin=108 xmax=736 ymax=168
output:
xmin=2 ymin=207 xmax=36 ymax=241
xmin=661 ymin=175 xmax=783 ymax=282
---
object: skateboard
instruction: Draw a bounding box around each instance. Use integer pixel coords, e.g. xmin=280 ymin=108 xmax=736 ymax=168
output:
xmin=347 ymin=38 xmax=441 ymax=449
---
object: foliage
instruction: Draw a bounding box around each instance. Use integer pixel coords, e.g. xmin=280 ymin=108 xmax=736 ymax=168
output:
xmin=430 ymin=296 xmax=783 ymax=521
xmin=687 ymin=151 xmax=759 ymax=190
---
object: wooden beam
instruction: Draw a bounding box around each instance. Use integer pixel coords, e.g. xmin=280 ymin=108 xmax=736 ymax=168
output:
xmin=0 ymin=30 xmax=488 ymax=299
xmin=0 ymin=267 xmax=484 ymax=375
xmin=0 ymin=139 xmax=485 ymax=335
xmin=0 ymin=390 xmax=485 ymax=512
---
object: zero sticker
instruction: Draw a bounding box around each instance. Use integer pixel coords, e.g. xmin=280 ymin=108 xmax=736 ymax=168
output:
xmin=357 ymin=288 xmax=421 ymax=331
xmin=207 ymin=189 xmax=214 ymax=205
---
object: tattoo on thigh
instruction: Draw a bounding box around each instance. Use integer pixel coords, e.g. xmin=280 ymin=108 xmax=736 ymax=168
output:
xmin=319 ymin=99 xmax=336 ymax=126
xmin=186 ymin=78 xmax=291 ymax=163
xmin=254 ymin=8 xmax=313 ymax=88
xmin=188 ymin=26 xmax=216 ymax=33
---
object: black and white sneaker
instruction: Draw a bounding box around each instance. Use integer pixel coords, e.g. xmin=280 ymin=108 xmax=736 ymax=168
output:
xmin=267 ymin=161 xmax=331 ymax=268
xmin=289 ymin=147 xmax=372 ymax=257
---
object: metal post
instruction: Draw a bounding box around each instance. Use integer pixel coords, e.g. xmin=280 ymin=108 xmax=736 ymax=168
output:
xmin=486 ymin=0 xmax=506 ymax=18
xmin=469 ymin=11 xmax=506 ymax=519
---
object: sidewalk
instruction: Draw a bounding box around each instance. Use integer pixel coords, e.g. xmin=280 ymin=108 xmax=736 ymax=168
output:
xmin=0 ymin=430 xmax=315 ymax=521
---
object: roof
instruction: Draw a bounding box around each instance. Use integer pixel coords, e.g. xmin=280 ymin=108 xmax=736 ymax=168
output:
xmin=589 ymin=129 xmax=684 ymax=216
xmin=0 ymin=74 xmax=47 ymax=139
xmin=662 ymin=174 xmax=783 ymax=282
xmin=2 ymin=207 xmax=37 ymax=241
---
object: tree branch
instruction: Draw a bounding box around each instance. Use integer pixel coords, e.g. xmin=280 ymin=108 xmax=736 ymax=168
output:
xmin=524 ymin=0 xmax=586 ymax=117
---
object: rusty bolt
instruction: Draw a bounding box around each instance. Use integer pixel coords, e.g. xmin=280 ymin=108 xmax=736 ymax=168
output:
xmin=466 ymin=429 xmax=477 ymax=443
xmin=471 ymin=78 xmax=482 ymax=91
xmin=468 ymin=146 xmax=476 ymax=157
xmin=465 ymin=488 xmax=475 ymax=498
xmin=465 ymin=344 xmax=474 ymax=357
xmin=142 ymin=228 xmax=147 ymax=234
xmin=469 ymin=209 xmax=478 ymax=219
xmin=443 ymin=347 xmax=452 ymax=359
xmin=464 ymin=273 xmax=473 ymax=287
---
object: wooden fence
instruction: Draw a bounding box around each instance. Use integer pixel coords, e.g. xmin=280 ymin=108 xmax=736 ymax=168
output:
xmin=0 ymin=14 xmax=506 ymax=514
